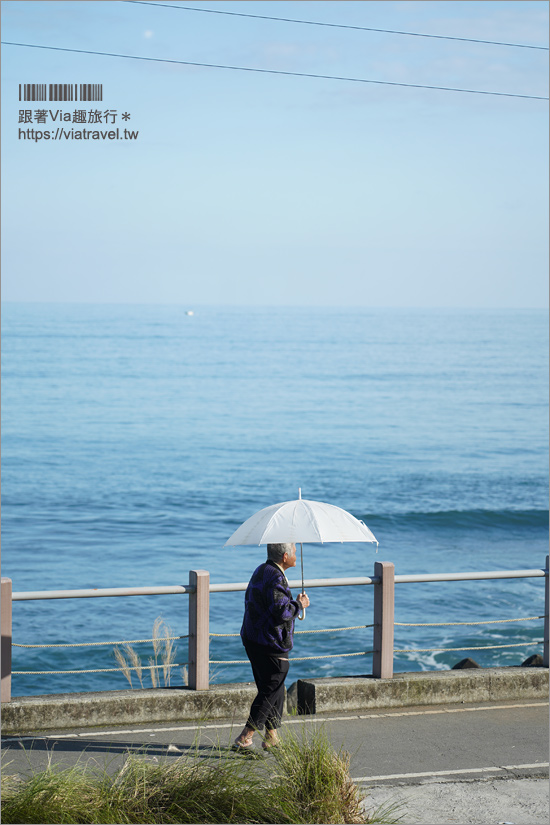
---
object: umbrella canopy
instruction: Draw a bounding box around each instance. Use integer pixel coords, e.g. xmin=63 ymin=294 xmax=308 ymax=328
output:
xmin=225 ymin=491 xmax=377 ymax=621
xmin=224 ymin=495 xmax=377 ymax=546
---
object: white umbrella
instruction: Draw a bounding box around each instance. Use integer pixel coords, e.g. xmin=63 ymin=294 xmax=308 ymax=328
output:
xmin=225 ymin=489 xmax=378 ymax=619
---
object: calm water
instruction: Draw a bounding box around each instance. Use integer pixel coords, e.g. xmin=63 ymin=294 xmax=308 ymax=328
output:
xmin=2 ymin=304 xmax=548 ymax=696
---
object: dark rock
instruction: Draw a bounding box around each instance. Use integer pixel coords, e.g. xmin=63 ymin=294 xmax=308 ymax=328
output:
xmin=452 ymin=657 xmax=481 ymax=669
xmin=521 ymin=654 xmax=544 ymax=667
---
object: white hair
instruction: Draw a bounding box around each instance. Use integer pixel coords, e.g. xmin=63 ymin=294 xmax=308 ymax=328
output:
xmin=267 ymin=543 xmax=294 ymax=563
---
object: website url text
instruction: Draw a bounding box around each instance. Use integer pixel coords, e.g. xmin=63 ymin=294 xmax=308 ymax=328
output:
xmin=18 ymin=128 xmax=139 ymax=141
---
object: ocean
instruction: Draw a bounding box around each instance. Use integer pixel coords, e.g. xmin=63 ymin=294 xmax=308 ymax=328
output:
xmin=2 ymin=303 xmax=548 ymax=697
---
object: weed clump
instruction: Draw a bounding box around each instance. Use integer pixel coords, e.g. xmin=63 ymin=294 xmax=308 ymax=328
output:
xmin=1 ymin=727 xmax=402 ymax=824
xmin=270 ymin=726 xmax=372 ymax=824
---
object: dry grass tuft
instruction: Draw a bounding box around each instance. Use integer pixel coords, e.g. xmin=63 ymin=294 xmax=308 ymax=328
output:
xmin=2 ymin=726 xmax=403 ymax=823
xmin=113 ymin=616 xmax=181 ymax=690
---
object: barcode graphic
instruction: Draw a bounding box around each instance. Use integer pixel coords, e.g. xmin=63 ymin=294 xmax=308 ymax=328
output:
xmin=78 ymin=84 xmax=103 ymax=102
xmin=19 ymin=83 xmax=47 ymax=101
xmin=19 ymin=84 xmax=103 ymax=102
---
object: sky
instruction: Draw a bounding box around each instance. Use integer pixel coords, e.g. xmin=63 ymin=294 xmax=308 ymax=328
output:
xmin=1 ymin=0 xmax=548 ymax=307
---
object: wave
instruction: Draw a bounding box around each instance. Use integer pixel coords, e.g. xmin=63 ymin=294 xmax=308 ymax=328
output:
xmin=359 ymin=508 xmax=549 ymax=531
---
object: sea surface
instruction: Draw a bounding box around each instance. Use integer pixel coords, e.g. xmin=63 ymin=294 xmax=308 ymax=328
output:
xmin=2 ymin=304 xmax=548 ymax=697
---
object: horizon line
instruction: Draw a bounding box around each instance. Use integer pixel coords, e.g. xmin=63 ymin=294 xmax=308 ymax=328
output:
xmin=2 ymin=300 xmax=547 ymax=311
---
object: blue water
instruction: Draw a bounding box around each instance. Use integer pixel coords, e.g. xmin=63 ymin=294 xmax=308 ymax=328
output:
xmin=2 ymin=304 xmax=548 ymax=697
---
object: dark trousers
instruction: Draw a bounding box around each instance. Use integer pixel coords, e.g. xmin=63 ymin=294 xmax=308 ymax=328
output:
xmin=244 ymin=642 xmax=290 ymax=731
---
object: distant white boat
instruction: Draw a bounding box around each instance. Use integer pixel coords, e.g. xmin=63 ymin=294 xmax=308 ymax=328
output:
xmin=185 ymin=310 xmax=194 ymax=316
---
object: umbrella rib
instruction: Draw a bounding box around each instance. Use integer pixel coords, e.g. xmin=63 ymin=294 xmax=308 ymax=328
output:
xmin=301 ymin=500 xmax=323 ymax=543
xmin=258 ymin=506 xmax=290 ymax=545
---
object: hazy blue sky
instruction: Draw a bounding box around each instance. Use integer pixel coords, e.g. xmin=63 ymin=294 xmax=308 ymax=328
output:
xmin=1 ymin=0 xmax=548 ymax=307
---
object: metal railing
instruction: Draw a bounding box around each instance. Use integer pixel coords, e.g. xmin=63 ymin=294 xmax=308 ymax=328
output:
xmin=1 ymin=557 xmax=548 ymax=702
xmin=9 ymin=585 xmax=195 ymax=600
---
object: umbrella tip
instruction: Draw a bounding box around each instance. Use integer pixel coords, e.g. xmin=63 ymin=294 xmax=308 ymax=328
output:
xmin=298 ymin=487 xmax=301 ymax=499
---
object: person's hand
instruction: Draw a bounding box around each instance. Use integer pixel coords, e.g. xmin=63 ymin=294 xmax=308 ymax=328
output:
xmin=297 ymin=592 xmax=310 ymax=609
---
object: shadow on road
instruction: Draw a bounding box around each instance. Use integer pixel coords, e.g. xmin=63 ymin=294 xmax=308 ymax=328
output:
xmin=2 ymin=736 xmax=232 ymax=761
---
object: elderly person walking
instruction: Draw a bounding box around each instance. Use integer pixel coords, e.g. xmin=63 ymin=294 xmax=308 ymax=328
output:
xmin=233 ymin=542 xmax=310 ymax=752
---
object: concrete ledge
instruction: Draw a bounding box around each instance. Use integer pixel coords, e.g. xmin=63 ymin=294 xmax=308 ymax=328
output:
xmin=295 ymin=667 xmax=549 ymax=715
xmin=1 ymin=684 xmax=259 ymax=734
xmin=2 ymin=667 xmax=547 ymax=734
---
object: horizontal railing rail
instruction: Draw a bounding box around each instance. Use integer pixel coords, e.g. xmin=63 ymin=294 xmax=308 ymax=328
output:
xmin=12 ymin=585 xmax=196 ymax=601
xmin=11 ymin=569 xmax=545 ymax=601
xmin=211 ymin=575 xmax=379 ymax=592
xmin=12 ymin=576 xmax=381 ymax=601
xmin=394 ymin=569 xmax=547 ymax=584
xmin=2 ymin=559 xmax=548 ymax=703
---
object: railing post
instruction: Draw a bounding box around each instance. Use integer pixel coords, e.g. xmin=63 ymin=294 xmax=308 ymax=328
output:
xmin=1 ymin=578 xmax=13 ymax=703
xmin=372 ymin=562 xmax=394 ymax=679
xmin=188 ymin=570 xmax=209 ymax=690
xmin=544 ymin=555 xmax=549 ymax=668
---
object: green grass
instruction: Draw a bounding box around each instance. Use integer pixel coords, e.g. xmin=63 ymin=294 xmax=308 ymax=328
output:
xmin=1 ymin=726 xmax=404 ymax=824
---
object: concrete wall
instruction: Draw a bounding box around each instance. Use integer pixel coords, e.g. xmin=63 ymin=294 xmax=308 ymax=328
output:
xmin=2 ymin=667 xmax=548 ymax=734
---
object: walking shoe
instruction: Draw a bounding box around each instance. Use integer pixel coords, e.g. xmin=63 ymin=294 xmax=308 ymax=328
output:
xmin=262 ymin=736 xmax=281 ymax=751
xmin=261 ymin=739 xmax=281 ymax=752
xmin=231 ymin=734 xmax=255 ymax=754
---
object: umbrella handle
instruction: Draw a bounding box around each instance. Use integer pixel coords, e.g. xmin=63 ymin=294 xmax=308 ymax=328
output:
xmin=298 ymin=542 xmax=306 ymax=620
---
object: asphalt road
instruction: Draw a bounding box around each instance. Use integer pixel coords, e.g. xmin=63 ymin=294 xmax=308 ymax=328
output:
xmin=2 ymin=699 xmax=548 ymax=823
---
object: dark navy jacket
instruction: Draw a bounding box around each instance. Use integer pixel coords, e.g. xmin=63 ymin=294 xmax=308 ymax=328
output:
xmin=240 ymin=560 xmax=301 ymax=656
